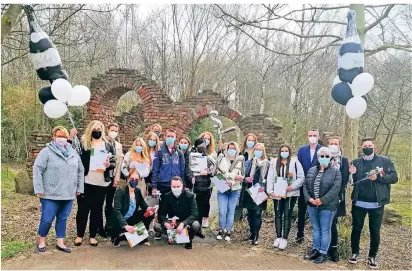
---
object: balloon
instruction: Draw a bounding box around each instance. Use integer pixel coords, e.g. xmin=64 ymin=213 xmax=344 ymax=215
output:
xmin=67 ymin=85 xmax=91 ymax=106
xmin=48 ymin=70 xmax=70 ymax=84
xmin=338 ymin=67 xmax=363 ymax=83
xmin=51 ymin=78 xmax=72 ymax=102
xmin=332 ymin=76 xmax=341 ymax=86
xmin=338 ymin=52 xmax=365 ymax=70
xmin=331 ymin=82 xmax=353 ymax=105
xmin=44 ymin=99 xmax=68 ymax=119
xmin=351 ymin=72 xmax=374 ymax=97
xmin=346 ymin=96 xmax=367 ymax=119
xmin=38 ymin=86 xmax=56 ymax=105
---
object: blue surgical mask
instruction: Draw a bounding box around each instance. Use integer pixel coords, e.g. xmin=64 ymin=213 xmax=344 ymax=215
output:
xmin=129 ymin=179 xmax=138 ymax=188
xmin=204 ymin=139 xmax=210 ymax=147
xmin=227 ymin=149 xmax=236 ymax=157
xmin=165 ymin=137 xmax=175 ymax=146
xmin=254 ymin=150 xmax=263 ymax=158
xmin=246 ymin=141 xmax=255 ymax=149
xmin=135 ymin=146 xmax=143 ymax=153
xmin=179 ymin=143 xmax=188 ymax=150
xmin=280 ymin=152 xmax=289 ymax=159
xmin=148 ymin=140 xmax=156 ymax=148
xmin=319 ymin=157 xmax=330 ymax=167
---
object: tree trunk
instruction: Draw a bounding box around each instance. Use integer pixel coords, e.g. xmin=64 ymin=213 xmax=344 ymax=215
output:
xmin=1 ymin=4 xmax=24 ymax=43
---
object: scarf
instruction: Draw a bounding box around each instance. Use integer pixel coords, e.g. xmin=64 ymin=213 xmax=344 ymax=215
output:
xmin=52 ymin=141 xmax=71 ymax=158
xmin=330 ymin=148 xmax=342 ymax=170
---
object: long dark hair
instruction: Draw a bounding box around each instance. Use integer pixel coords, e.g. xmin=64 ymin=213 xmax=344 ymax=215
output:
xmin=276 ymin=144 xmax=292 ymax=177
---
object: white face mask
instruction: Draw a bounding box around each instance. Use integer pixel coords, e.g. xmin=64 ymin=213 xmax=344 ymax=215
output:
xmin=108 ymin=131 xmax=118 ymax=139
xmin=309 ymin=137 xmax=318 ymax=144
xmin=328 ymin=145 xmax=339 ymax=152
xmin=171 ymin=187 xmax=183 ymax=197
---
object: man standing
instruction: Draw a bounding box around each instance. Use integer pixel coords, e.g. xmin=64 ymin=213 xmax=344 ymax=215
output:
xmin=154 ymin=177 xmax=200 ymax=249
xmin=348 ymin=138 xmax=398 ymax=269
xmin=296 ymin=129 xmax=322 ymax=243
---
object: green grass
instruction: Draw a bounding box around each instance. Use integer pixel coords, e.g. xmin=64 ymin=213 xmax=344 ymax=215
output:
xmin=1 ymin=241 xmax=33 ymax=259
xmin=1 ymin=168 xmax=17 ymax=192
xmin=388 ymin=180 xmax=412 ymax=226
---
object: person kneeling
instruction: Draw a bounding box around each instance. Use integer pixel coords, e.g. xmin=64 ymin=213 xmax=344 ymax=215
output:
xmin=154 ymin=176 xmax=200 ymax=249
xmin=106 ymin=168 xmax=155 ymax=247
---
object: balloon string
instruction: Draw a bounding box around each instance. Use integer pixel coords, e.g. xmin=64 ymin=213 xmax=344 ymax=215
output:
xmin=67 ymin=110 xmax=82 ymax=155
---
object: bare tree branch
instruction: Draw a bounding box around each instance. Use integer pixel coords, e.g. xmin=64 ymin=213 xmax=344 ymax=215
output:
xmin=365 ymin=4 xmax=395 ymax=32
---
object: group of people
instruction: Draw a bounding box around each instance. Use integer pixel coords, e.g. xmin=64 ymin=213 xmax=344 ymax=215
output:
xmin=33 ymin=121 xmax=398 ymax=268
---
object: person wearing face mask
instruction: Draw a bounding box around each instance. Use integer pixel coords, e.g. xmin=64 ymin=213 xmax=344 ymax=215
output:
xmin=213 ymin=142 xmax=245 ymax=241
xmin=267 ymin=144 xmax=304 ymax=250
xmin=179 ymin=135 xmax=191 ymax=191
xmin=150 ymin=123 xmax=163 ymax=143
xmin=69 ymin=120 xmax=116 ymax=247
xmin=303 ymin=147 xmax=341 ymax=264
xmin=242 ymin=133 xmax=258 ymax=161
xmin=199 ymin=131 xmax=217 ymax=159
xmin=242 ymin=143 xmax=269 ymax=245
xmin=33 ymin=126 xmax=84 ymax=253
xmin=347 ymin=138 xmax=398 ymax=269
xmin=106 ymin=168 xmax=155 ymax=247
xmin=145 ymin=132 xmax=160 ymax=195
xmin=154 ymin=177 xmax=200 ymax=250
xmin=326 ymin=136 xmax=349 ymax=262
xmin=296 ymin=129 xmax=322 ymax=243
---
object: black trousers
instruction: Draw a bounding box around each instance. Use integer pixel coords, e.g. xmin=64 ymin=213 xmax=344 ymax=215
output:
xmin=158 ymin=184 xmax=171 ymax=198
xmin=76 ymin=183 xmax=108 ymax=238
xmin=195 ymin=189 xmax=211 ymax=220
xmin=110 ymin=210 xmax=154 ymax=242
xmin=97 ymin=181 xmax=116 ymax=233
xmin=297 ymin=187 xmax=307 ymax=238
xmin=247 ymin=209 xmax=262 ymax=238
xmin=274 ymin=197 xmax=298 ymax=239
xmin=330 ymin=216 xmax=339 ymax=248
xmin=351 ymin=205 xmax=384 ymax=258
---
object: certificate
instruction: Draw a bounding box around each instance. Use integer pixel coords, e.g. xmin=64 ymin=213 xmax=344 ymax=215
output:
xmin=247 ymin=183 xmax=268 ymax=206
xmin=89 ymin=148 xmax=108 ymax=171
xmin=190 ymin=154 xmax=208 ymax=176
xmin=123 ymin=222 xmax=149 ymax=248
xmin=210 ymin=174 xmax=230 ymax=193
xmin=167 ymin=228 xmax=190 ymax=244
xmin=272 ymin=177 xmax=288 ymax=199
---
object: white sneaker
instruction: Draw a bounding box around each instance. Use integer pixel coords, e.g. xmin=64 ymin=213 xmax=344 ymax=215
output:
xmin=202 ymin=217 xmax=209 ymax=228
xmin=273 ymin=238 xmax=282 ymax=248
xmin=217 ymin=230 xmax=224 ymax=240
xmin=279 ymin=238 xmax=288 ymax=250
xmin=224 ymin=231 xmax=231 ymax=241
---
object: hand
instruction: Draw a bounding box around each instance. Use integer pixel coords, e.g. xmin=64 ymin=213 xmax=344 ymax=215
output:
xmin=123 ymin=160 xmax=129 ymax=165
xmin=258 ymin=187 xmax=264 ymax=193
xmin=309 ymin=198 xmax=316 ymax=205
xmin=37 ymin=193 xmax=45 ymax=198
xmin=349 ymin=165 xmax=357 ymax=174
xmin=185 ymin=187 xmax=190 ymax=191
xmin=286 ymin=186 xmax=293 ymax=192
xmin=152 ymin=189 xmax=158 ymax=194
xmin=125 ymin=225 xmax=135 ymax=234
xmin=246 ymin=177 xmax=253 ymax=183
xmin=164 ymin=222 xmax=173 ymax=230
xmin=114 ymin=179 xmax=120 ymax=187
xmin=315 ymin=199 xmax=322 ymax=206
xmin=225 ymin=180 xmax=231 ymax=185
xmin=191 ymin=177 xmax=195 ymax=184
xmin=76 ymin=192 xmax=81 ymax=196
xmin=368 ymin=170 xmax=377 ymax=181
xmin=104 ymin=160 xmax=110 ymax=168
xmin=146 ymin=207 xmax=155 ymax=216
xmin=270 ymin=192 xmax=276 ymax=199
xmin=176 ymin=223 xmax=184 ymax=234
xmin=235 ymin=175 xmax=243 ymax=182
xmin=69 ymin=128 xmax=78 ymax=139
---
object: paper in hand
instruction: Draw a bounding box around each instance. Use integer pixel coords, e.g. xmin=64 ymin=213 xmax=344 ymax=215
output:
xmin=123 ymin=222 xmax=149 ymax=248
xmin=89 ymin=148 xmax=108 ymax=171
xmin=211 ymin=174 xmax=230 ymax=193
xmin=272 ymin=177 xmax=288 ymax=199
xmin=247 ymin=183 xmax=267 ymax=205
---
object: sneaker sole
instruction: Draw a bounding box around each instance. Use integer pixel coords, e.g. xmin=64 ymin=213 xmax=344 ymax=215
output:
xmin=216 ymin=236 xmax=222 ymax=240
xmin=154 ymin=237 xmax=162 ymax=240
xmin=348 ymin=260 xmax=358 ymax=264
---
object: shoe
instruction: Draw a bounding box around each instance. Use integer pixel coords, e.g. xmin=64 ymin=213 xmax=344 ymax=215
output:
xmin=278 ymin=238 xmax=288 ymax=250
xmin=216 ymin=230 xmax=224 ymax=240
xmin=224 ymin=231 xmax=231 ymax=241
xmin=37 ymin=245 xmax=46 ymax=253
xmin=348 ymin=253 xmax=359 ymax=264
xmin=74 ymin=237 xmax=83 ymax=246
xmin=328 ymin=246 xmax=339 ymax=262
xmin=273 ymin=238 xmax=282 ymax=248
xmin=202 ymin=218 xmax=209 ymax=228
xmin=251 ymin=235 xmax=259 ymax=246
xmin=196 ymin=230 xmax=206 ymax=239
xmin=295 ymin=235 xmax=304 ymax=244
xmin=368 ymin=257 xmax=378 ymax=269
xmin=304 ymin=249 xmax=320 ymax=260
xmin=154 ymin=232 xmax=162 ymax=240
xmin=313 ymin=253 xmax=327 ymax=264
xmin=112 ymin=238 xmax=121 ymax=247
xmin=185 ymin=241 xmax=193 ymax=250
xmin=89 ymin=238 xmax=98 ymax=247
xmin=56 ymin=245 xmax=71 ymax=253
xmin=98 ymin=230 xmax=107 ymax=238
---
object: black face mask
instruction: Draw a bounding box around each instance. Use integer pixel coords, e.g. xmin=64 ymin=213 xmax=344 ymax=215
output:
xmin=362 ymin=147 xmax=374 ymax=156
xmin=197 ymin=146 xmax=206 ymax=153
xmin=92 ymin=130 xmax=102 ymax=139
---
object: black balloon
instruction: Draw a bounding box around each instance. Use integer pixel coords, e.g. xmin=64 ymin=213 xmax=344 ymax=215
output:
xmin=338 ymin=67 xmax=363 ymax=83
xmin=331 ymin=82 xmax=352 ymax=105
xmin=38 ymin=86 xmax=56 ymax=104
xmin=48 ymin=70 xmax=70 ymax=84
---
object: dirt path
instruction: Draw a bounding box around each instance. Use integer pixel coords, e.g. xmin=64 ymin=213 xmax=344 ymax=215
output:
xmin=2 ymin=241 xmax=346 ymax=270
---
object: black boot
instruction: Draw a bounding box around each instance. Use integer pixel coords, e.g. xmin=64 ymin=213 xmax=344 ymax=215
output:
xmin=196 ymin=230 xmax=205 ymax=239
xmin=314 ymin=253 xmax=327 ymax=264
xmin=328 ymin=246 xmax=339 ymax=262
xmin=304 ymin=249 xmax=320 ymax=260
xmin=251 ymin=234 xmax=259 ymax=246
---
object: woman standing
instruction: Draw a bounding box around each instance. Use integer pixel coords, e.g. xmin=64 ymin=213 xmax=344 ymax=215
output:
xmin=242 ymin=133 xmax=258 ymax=161
xmin=327 ymin=136 xmax=349 ymax=262
xmin=121 ymin=138 xmax=151 ymax=197
xmin=71 ymin=120 xmax=116 ymax=247
xmin=213 ymin=142 xmax=245 ymax=241
xmin=267 ymin=145 xmax=305 ymax=250
xmin=33 ymin=126 xmax=84 ymax=253
xmin=179 ymin=136 xmax=192 ymax=190
xmin=303 ymin=147 xmax=342 ymax=264
xmin=145 ymin=132 xmax=160 ymax=194
xmin=242 ymin=143 xmax=269 ymax=245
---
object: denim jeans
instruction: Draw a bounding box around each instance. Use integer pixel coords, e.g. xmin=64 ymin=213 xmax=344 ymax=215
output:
xmin=307 ymin=206 xmax=336 ymax=254
xmin=217 ymin=190 xmax=240 ymax=230
xmin=38 ymin=198 xmax=73 ymax=238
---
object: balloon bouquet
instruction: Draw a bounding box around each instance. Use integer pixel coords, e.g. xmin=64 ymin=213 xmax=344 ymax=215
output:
xmin=24 ymin=5 xmax=91 ymax=120
xmin=331 ymin=10 xmax=374 ymax=119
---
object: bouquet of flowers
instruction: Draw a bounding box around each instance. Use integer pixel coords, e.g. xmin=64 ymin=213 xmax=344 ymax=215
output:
xmin=353 ymin=166 xmax=386 ymax=185
xmin=286 ymin=172 xmax=294 ymax=185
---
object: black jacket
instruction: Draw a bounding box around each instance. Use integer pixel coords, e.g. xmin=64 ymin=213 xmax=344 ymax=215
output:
xmin=185 ymin=148 xmax=213 ymax=192
xmin=351 ymin=154 xmax=398 ymax=206
xmin=303 ymin=165 xmax=342 ymax=211
xmin=106 ymin=185 xmax=148 ymax=231
xmin=158 ymin=190 xmax=198 ymax=226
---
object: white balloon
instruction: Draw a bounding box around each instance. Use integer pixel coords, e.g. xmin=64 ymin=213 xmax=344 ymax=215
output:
xmin=44 ymin=99 xmax=68 ymax=119
xmin=51 ymin=78 xmax=72 ymax=102
xmin=332 ymin=76 xmax=342 ymax=86
xmin=67 ymin=85 xmax=91 ymax=106
xmin=346 ymin=96 xmax=367 ymax=119
xmin=351 ymin=73 xmax=374 ymax=97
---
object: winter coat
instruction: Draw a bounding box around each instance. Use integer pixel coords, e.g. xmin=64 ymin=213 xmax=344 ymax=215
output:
xmin=267 ymin=157 xmax=305 ymax=197
xmin=242 ymin=157 xmax=269 ymax=210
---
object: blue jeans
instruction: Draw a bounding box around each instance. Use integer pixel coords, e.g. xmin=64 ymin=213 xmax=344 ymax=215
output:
xmin=307 ymin=206 xmax=336 ymax=254
xmin=217 ymin=190 xmax=240 ymax=231
xmin=38 ymin=198 xmax=73 ymax=238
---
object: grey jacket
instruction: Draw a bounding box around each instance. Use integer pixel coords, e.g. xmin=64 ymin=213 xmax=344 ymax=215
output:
xmin=33 ymin=143 xmax=85 ymax=200
xmin=303 ymin=165 xmax=342 ymax=211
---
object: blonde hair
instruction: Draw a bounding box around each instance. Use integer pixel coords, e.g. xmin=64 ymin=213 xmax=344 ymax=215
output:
xmin=52 ymin=126 xmax=69 ymax=138
xmin=130 ymin=137 xmax=151 ymax=164
xmin=243 ymin=133 xmax=258 ymax=150
xmin=200 ymin=131 xmax=216 ymax=155
xmin=253 ymin=143 xmax=268 ymax=160
xmin=81 ymin=120 xmax=106 ymax=150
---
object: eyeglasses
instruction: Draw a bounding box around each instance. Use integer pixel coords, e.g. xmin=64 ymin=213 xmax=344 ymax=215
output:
xmin=320 ymin=155 xmax=330 ymax=158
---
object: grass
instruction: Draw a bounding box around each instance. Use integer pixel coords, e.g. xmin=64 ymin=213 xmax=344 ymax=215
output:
xmin=387 ymin=180 xmax=412 ymax=226
xmin=1 ymin=241 xmax=33 ymax=259
xmin=1 ymin=168 xmax=17 ymax=192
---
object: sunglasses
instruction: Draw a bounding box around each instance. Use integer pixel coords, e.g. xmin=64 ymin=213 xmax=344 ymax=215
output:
xmin=320 ymin=155 xmax=330 ymax=159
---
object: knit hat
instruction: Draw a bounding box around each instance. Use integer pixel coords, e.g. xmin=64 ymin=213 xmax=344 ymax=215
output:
xmin=194 ymin=138 xmax=205 ymax=147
